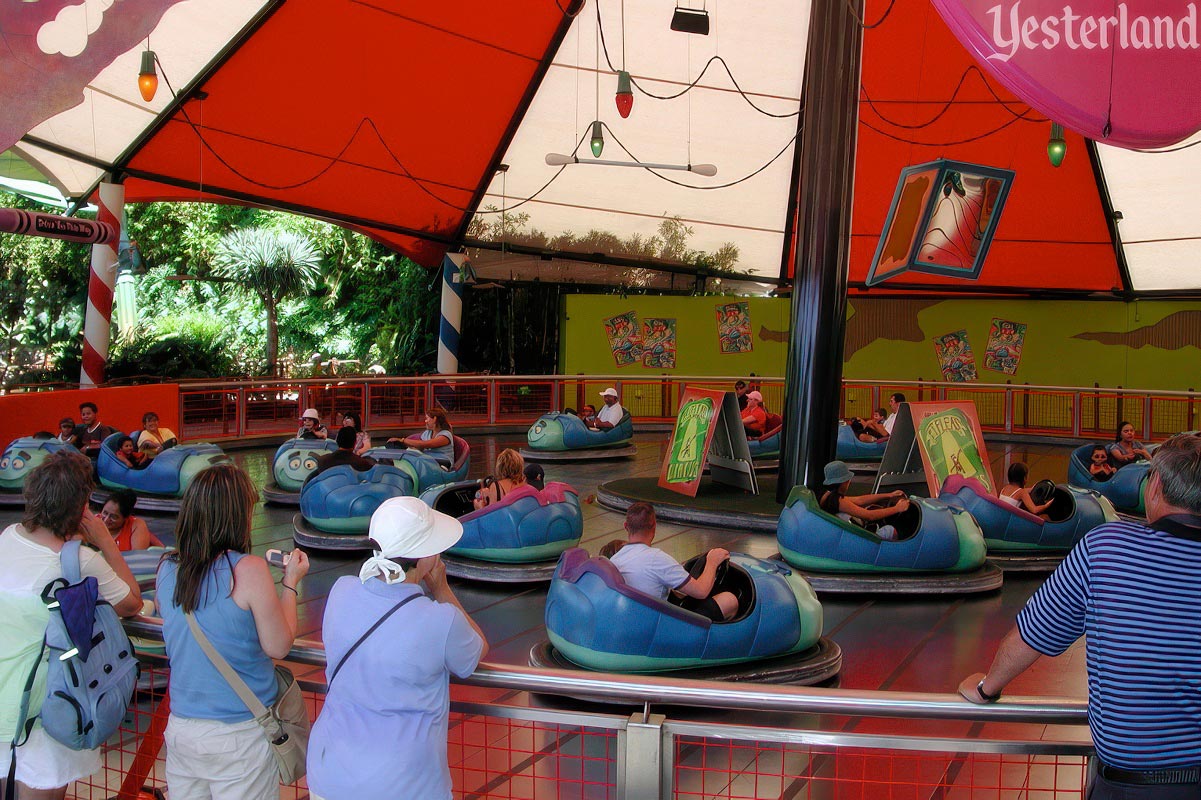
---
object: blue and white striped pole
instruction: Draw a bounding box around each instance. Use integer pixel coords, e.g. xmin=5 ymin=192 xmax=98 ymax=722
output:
xmin=437 ymin=253 xmax=468 ymax=374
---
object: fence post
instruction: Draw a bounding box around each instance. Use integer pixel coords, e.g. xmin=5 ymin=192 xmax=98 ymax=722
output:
xmin=618 ymin=711 xmax=667 ymax=800
xmin=1004 ymin=381 xmax=1013 ymax=434
xmin=1093 ymin=382 xmax=1100 ymax=436
xmin=1143 ymin=394 xmax=1153 ymax=440
xmin=1022 ymin=383 xmax=1030 ymax=433
xmin=1072 ymin=392 xmax=1082 ymax=438
xmin=237 ymin=388 xmax=245 ymax=438
xmin=1190 ymin=388 xmax=1196 ymax=432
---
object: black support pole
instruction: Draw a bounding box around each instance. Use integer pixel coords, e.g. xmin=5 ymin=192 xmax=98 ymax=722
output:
xmin=777 ymin=0 xmax=864 ymax=502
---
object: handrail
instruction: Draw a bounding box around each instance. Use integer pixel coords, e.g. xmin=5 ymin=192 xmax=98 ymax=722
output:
xmin=123 ymin=616 xmax=1088 ymax=725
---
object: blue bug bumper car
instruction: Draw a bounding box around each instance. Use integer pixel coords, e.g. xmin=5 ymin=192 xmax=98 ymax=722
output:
xmin=262 ymin=438 xmax=340 ymax=503
xmin=366 ymin=435 xmax=470 ymax=493
xmin=775 ymin=486 xmax=1000 ymax=594
xmin=835 ymin=423 xmax=887 ymax=463
xmin=1068 ymin=444 xmax=1149 ymax=515
xmin=531 ymin=548 xmax=841 ymax=684
xmin=95 ymin=433 xmax=230 ymax=511
xmin=0 ymin=437 xmax=77 ymax=504
xmin=746 ymin=415 xmax=784 ymax=463
xmin=939 ymin=475 xmax=1118 ymax=569
xmin=293 ymin=463 xmax=417 ymax=549
xmin=522 ymin=412 xmax=635 ymax=460
xmin=421 ymin=480 xmax=583 ymax=581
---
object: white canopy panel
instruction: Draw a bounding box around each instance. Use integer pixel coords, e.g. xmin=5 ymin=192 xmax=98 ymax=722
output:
xmin=471 ymin=0 xmax=808 ymax=279
xmin=1097 ymin=134 xmax=1201 ymax=291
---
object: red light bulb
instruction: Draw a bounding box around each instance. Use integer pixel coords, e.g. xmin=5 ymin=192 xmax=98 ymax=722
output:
xmin=615 ymin=71 xmax=633 ymax=119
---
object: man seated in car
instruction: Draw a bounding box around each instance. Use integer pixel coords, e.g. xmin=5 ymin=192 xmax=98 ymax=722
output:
xmin=608 ymin=502 xmax=738 ymax=622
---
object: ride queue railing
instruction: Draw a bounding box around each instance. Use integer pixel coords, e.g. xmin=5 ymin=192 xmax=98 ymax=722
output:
xmin=173 ymin=374 xmax=1200 ymax=443
xmin=70 ymin=616 xmax=1092 ymax=800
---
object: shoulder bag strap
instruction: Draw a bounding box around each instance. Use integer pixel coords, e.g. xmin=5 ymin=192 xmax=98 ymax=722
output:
xmin=327 ymin=592 xmax=421 ymax=688
xmin=184 ymin=612 xmax=270 ymax=719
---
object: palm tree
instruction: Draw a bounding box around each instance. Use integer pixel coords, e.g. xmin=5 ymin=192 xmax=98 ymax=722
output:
xmin=213 ymin=227 xmax=321 ymax=375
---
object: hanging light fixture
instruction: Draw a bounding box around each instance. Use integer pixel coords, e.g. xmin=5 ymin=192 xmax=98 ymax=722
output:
xmin=589 ymin=120 xmax=605 ymax=158
xmin=1047 ymin=122 xmax=1067 ymax=168
xmin=138 ymin=50 xmax=159 ymax=102
xmin=615 ymin=71 xmax=634 ymax=119
xmin=546 ymin=153 xmax=717 ymax=176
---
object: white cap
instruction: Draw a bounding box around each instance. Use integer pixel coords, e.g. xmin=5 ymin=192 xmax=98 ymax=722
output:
xmin=360 ymin=497 xmax=464 ymax=584
xmin=300 ymin=408 xmax=320 ymax=421
xmin=599 ymin=387 xmax=619 ymax=398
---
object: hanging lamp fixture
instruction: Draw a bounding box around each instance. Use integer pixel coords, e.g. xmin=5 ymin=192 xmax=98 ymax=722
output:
xmin=615 ymin=71 xmax=634 ymax=118
xmin=1047 ymin=122 xmax=1067 ymax=168
xmin=138 ymin=49 xmax=159 ymax=102
xmin=589 ymin=121 xmax=605 ymax=158
xmin=546 ymin=152 xmax=717 ymax=176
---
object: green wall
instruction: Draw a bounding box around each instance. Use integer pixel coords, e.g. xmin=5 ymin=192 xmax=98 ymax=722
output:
xmin=562 ymin=295 xmax=1201 ymax=392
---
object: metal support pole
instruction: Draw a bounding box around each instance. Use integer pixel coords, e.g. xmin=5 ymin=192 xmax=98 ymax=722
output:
xmin=778 ymin=0 xmax=864 ymax=501
xmin=618 ymin=711 xmax=666 ymax=800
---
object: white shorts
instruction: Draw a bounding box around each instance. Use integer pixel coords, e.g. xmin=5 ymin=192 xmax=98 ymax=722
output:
xmin=164 ymin=714 xmax=280 ymax=800
xmin=0 ymin=726 xmax=101 ymax=790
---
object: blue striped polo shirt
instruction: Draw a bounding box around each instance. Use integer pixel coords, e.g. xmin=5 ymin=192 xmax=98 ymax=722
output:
xmin=1017 ymin=516 xmax=1201 ymax=769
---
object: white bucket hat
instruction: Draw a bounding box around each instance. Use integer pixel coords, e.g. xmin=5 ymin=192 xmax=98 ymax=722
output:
xmin=599 ymin=387 xmax=619 ymax=398
xmin=300 ymin=408 xmax=321 ymax=421
xmin=359 ymin=497 xmax=463 ymax=584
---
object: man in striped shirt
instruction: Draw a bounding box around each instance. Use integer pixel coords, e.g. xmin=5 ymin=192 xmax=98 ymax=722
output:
xmin=959 ymin=433 xmax=1201 ymax=798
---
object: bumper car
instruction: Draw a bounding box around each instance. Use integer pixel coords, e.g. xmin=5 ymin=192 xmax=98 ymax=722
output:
xmin=835 ymin=423 xmax=887 ymax=464
xmin=939 ymin=475 xmax=1118 ymax=570
xmin=293 ymin=463 xmax=416 ymax=550
xmin=531 ymin=548 xmax=841 ymax=685
xmin=745 ymin=413 xmax=785 ymax=468
xmin=419 ymin=480 xmax=583 ymax=581
xmin=774 ymin=487 xmax=1000 ymax=594
xmin=521 ymin=412 xmax=636 ymax=460
xmin=0 ymin=437 xmax=77 ymax=505
xmin=261 ymin=438 xmax=339 ymax=504
xmin=94 ymin=433 xmax=231 ymax=511
xmin=1068 ymin=444 xmax=1149 ymax=515
xmin=365 ymin=435 xmax=470 ymax=493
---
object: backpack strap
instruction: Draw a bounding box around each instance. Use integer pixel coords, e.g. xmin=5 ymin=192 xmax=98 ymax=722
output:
xmin=59 ymin=539 xmax=83 ymax=585
xmin=327 ymin=592 xmax=421 ymax=688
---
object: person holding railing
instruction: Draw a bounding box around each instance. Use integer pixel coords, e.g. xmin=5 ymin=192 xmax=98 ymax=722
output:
xmin=960 ymin=433 xmax=1201 ymax=799
xmin=307 ymin=497 xmax=487 ymax=800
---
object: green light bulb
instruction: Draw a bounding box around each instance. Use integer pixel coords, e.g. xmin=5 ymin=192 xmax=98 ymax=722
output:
xmin=590 ymin=120 xmax=604 ymax=158
xmin=1047 ymin=122 xmax=1066 ymax=168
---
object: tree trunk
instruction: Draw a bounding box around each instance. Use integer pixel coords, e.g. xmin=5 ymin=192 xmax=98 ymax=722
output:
xmin=263 ymin=294 xmax=278 ymax=377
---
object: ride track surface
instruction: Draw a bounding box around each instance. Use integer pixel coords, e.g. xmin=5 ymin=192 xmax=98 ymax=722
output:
xmin=3 ymin=432 xmax=1090 ymax=742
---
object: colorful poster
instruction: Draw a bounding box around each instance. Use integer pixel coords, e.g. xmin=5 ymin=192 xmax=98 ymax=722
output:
xmin=983 ymin=318 xmax=1026 ymax=375
xmin=641 ymin=318 xmax=677 ymax=369
xmin=716 ymin=302 xmax=752 ymax=354
xmin=658 ymin=386 xmax=726 ymax=497
xmin=603 ymin=311 xmax=643 ymax=367
xmin=910 ymin=402 xmax=996 ymax=496
xmin=933 ymin=329 xmax=977 ymax=382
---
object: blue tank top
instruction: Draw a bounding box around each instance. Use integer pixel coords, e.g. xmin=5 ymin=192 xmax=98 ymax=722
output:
xmin=158 ymin=553 xmax=277 ymax=722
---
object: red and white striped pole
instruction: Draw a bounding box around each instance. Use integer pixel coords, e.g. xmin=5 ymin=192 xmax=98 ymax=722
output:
xmin=80 ymin=181 xmax=124 ymax=387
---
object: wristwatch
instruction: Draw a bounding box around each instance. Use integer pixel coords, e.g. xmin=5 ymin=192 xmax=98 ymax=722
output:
xmin=976 ymin=679 xmax=1002 ymax=703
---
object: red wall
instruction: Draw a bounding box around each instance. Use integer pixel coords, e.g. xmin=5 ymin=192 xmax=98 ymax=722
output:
xmin=0 ymin=385 xmax=180 ymax=451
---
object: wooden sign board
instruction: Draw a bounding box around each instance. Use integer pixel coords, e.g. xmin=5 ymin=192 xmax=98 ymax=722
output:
xmin=875 ymin=401 xmax=994 ymax=497
xmin=658 ymin=388 xmax=757 ymax=497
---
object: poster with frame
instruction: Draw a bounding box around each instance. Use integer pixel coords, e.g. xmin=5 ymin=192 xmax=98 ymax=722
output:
xmin=983 ymin=318 xmax=1026 ymax=375
xmin=603 ymin=311 xmax=643 ymax=367
xmin=715 ymin=302 xmax=752 ymax=354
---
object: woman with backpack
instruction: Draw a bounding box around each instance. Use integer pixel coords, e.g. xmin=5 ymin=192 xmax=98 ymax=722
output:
xmin=157 ymin=465 xmax=310 ymax=800
xmin=0 ymin=450 xmax=142 ymax=799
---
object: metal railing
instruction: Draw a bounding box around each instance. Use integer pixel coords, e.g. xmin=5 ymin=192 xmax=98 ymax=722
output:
xmin=173 ymin=373 xmax=1199 ymax=444
xmin=79 ymin=617 xmax=1092 ymax=800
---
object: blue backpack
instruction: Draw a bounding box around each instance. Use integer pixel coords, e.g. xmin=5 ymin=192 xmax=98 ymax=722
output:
xmin=37 ymin=540 xmax=139 ymax=750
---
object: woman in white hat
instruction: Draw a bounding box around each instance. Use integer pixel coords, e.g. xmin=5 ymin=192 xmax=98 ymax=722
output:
xmin=307 ymin=497 xmax=488 ymax=800
xmin=296 ymin=409 xmax=328 ymax=440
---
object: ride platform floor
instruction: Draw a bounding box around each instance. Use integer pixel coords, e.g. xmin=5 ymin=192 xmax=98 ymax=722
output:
xmin=3 ymin=434 xmax=1093 ymax=796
